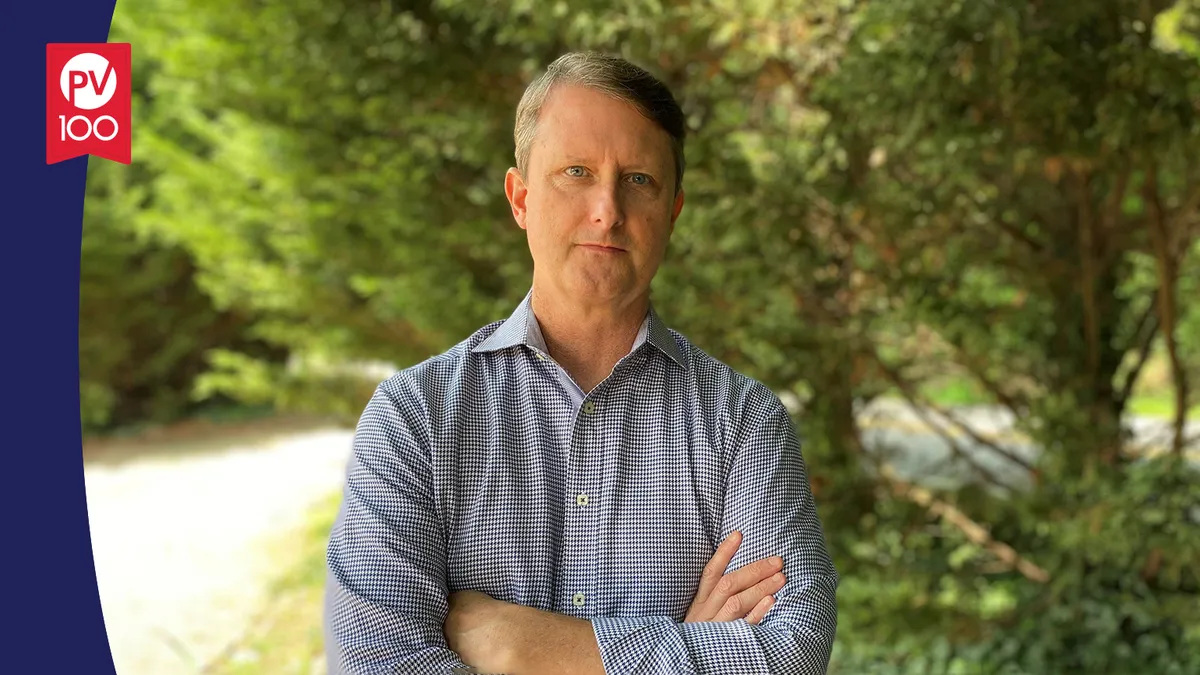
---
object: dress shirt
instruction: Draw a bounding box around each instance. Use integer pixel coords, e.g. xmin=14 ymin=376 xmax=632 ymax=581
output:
xmin=324 ymin=290 xmax=839 ymax=674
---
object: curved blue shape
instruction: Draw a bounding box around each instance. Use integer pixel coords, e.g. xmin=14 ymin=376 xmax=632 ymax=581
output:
xmin=3 ymin=1 xmax=119 ymax=673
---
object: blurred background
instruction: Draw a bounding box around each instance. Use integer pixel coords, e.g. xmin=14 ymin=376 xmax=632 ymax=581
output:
xmin=81 ymin=1 xmax=1200 ymax=673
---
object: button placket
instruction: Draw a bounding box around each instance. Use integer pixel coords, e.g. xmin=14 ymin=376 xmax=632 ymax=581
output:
xmin=564 ymin=393 xmax=601 ymax=614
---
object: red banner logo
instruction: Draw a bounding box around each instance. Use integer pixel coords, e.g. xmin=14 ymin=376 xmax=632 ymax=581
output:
xmin=46 ymin=43 xmax=131 ymax=165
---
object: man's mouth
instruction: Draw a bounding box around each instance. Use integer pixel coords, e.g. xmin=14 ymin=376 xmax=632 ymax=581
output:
xmin=578 ymin=243 xmax=626 ymax=252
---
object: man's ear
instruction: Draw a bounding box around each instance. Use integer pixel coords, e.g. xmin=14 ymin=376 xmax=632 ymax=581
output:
xmin=669 ymin=188 xmax=686 ymax=233
xmin=505 ymin=167 xmax=529 ymax=230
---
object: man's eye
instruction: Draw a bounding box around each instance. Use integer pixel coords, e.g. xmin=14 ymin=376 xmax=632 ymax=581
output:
xmin=628 ymin=174 xmax=651 ymax=185
xmin=565 ymin=166 xmax=586 ymax=177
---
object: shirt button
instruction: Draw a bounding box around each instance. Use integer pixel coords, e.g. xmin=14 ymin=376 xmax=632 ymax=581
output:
xmin=572 ymin=592 xmax=586 ymax=607
xmin=576 ymin=494 xmax=589 ymax=506
xmin=582 ymin=401 xmax=596 ymax=415
xmin=536 ymin=352 xmax=547 ymax=361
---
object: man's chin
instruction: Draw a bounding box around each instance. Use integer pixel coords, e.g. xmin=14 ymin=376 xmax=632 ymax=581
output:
xmin=533 ymin=266 xmax=644 ymax=301
xmin=571 ymin=279 xmax=649 ymax=306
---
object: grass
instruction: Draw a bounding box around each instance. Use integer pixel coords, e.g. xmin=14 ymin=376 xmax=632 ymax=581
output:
xmin=891 ymin=364 xmax=1198 ymax=422
xmin=1125 ymin=393 xmax=1200 ymax=420
xmin=203 ymin=490 xmax=342 ymax=675
xmin=914 ymin=383 xmax=1198 ymax=420
xmin=916 ymin=376 xmax=992 ymax=408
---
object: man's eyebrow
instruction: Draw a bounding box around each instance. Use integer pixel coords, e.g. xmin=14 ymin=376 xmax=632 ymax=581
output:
xmin=550 ymin=156 xmax=666 ymax=176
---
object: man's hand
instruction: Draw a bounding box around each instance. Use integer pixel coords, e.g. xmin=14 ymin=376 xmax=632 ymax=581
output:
xmin=444 ymin=590 xmax=516 ymax=672
xmin=685 ymin=530 xmax=785 ymax=624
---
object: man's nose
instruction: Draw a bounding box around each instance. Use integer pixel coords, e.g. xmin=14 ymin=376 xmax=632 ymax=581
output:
xmin=589 ymin=180 xmax=624 ymax=229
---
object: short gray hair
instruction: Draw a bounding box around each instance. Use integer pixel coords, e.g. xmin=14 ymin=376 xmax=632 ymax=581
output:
xmin=514 ymin=51 xmax=687 ymax=194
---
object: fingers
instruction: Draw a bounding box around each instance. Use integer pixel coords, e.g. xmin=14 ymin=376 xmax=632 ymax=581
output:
xmin=687 ymin=531 xmax=788 ymax=624
xmin=694 ymin=530 xmax=742 ymax=605
xmin=715 ymin=555 xmax=783 ymax=601
xmin=743 ymin=594 xmax=776 ymax=625
xmin=700 ymin=556 xmax=784 ymax=623
xmin=714 ymin=570 xmax=786 ymax=622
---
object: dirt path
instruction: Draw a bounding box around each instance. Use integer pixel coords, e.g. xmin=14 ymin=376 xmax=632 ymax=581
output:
xmin=83 ymin=417 xmax=354 ymax=675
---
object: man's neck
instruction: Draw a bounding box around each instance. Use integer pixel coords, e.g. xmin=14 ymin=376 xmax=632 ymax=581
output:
xmin=530 ymin=286 xmax=648 ymax=394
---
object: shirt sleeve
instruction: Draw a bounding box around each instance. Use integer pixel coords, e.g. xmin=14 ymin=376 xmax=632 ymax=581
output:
xmin=590 ymin=397 xmax=839 ymax=675
xmin=324 ymin=382 xmax=469 ymax=675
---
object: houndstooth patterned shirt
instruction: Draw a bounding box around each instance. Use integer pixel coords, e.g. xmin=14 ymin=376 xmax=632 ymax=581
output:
xmin=324 ymin=291 xmax=839 ymax=674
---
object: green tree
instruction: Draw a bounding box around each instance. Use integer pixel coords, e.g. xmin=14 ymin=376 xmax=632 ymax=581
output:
xmin=110 ymin=0 xmax=1200 ymax=670
xmin=79 ymin=9 xmax=281 ymax=431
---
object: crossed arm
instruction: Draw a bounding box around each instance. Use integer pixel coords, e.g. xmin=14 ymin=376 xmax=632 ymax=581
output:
xmin=442 ymin=531 xmax=789 ymax=674
xmin=324 ymin=386 xmax=838 ymax=674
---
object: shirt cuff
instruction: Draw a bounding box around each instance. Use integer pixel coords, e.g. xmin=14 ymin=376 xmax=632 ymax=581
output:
xmin=590 ymin=615 xmax=699 ymax=675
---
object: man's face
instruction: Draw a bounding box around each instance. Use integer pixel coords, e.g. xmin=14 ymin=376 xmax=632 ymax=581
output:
xmin=505 ymin=84 xmax=685 ymax=307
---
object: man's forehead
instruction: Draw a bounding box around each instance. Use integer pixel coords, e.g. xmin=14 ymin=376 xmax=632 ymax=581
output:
xmin=532 ymin=100 xmax=671 ymax=165
xmin=541 ymin=86 xmax=663 ymax=132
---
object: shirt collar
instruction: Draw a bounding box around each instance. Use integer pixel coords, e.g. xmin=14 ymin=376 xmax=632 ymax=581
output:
xmin=472 ymin=288 xmax=687 ymax=369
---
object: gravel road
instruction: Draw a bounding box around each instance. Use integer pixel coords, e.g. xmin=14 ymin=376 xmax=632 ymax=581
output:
xmin=84 ymin=421 xmax=353 ymax=675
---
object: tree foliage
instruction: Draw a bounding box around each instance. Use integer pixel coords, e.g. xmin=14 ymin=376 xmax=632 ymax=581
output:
xmin=79 ymin=26 xmax=282 ymax=431
xmin=89 ymin=0 xmax=1200 ymax=670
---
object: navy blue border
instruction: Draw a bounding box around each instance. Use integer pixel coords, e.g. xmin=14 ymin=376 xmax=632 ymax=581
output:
xmin=3 ymin=2 xmax=119 ymax=673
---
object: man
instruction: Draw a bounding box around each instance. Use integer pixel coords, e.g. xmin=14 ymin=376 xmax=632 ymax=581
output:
xmin=324 ymin=51 xmax=838 ymax=674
